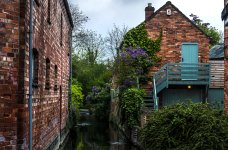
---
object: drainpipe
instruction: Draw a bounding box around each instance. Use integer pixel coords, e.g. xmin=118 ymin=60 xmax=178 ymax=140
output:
xmin=69 ymin=29 xmax=73 ymax=121
xmin=28 ymin=0 xmax=33 ymax=149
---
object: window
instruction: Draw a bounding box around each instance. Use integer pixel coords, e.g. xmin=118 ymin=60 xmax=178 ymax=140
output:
xmin=47 ymin=0 xmax=51 ymax=24
xmin=45 ymin=58 xmax=50 ymax=90
xmin=34 ymin=0 xmax=40 ymax=7
xmin=32 ymin=49 xmax=39 ymax=87
xmin=54 ymin=65 xmax=58 ymax=91
xmin=60 ymin=13 xmax=63 ymax=46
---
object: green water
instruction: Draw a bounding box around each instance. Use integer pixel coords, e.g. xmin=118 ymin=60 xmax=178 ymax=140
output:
xmin=64 ymin=115 xmax=137 ymax=150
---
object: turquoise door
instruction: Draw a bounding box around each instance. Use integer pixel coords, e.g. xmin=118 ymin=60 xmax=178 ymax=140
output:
xmin=181 ymin=43 xmax=198 ymax=80
xmin=181 ymin=43 xmax=198 ymax=64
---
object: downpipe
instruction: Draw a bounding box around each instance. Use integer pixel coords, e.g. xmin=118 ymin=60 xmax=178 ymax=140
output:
xmin=28 ymin=0 xmax=33 ymax=149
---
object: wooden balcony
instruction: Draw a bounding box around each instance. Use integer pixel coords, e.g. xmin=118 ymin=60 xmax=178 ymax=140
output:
xmin=152 ymin=63 xmax=210 ymax=110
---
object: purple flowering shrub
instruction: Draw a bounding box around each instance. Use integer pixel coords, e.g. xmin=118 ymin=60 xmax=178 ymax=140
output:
xmin=120 ymin=48 xmax=152 ymax=70
xmin=119 ymin=48 xmax=153 ymax=89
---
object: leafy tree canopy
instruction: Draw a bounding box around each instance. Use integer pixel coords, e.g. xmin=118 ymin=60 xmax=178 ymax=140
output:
xmin=190 ymin=14 xmax=223 ymax=46
xmin=72 ymin=81 xmax=84 ymax=109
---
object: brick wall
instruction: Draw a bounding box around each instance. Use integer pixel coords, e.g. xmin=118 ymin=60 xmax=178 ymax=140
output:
xmin=224 ymin=0 xmax=228 ymax=112
xmin=0 ymin=0 xmax=20 ymax=149
xmin=145 ymin=2 xmax=210 ymax=76
xmin=0 ymin=0 xmax=72 ymax=149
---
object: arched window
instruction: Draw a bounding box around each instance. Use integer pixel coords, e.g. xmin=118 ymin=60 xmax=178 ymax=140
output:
xmin=32 ymin=48 xmax=39 ymax=87
xmin=45 ymin=58 xmax=50 ymax=90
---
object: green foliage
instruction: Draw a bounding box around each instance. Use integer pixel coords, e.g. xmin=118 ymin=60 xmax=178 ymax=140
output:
xmin=122 ymin=22 xmax=162 ymax=62
xmin=118 ymin=48 xmax=153 ymax=89
xmin=117 ymin=23 xmax=162 ymax=89
xmin=72 ymin=54 xmax=112 ymax=96
xmin=139 ymin=102 xmax=228 ymax=150
xmin=190 ymin=14 xmax=222 ymax=46
xmin=72 ymin=83 xmax=84 ymax=109
xmin=88 ymin=86 xmax=111 ymax=121
xmin=121 ymin=88 xmax=145 ymax=128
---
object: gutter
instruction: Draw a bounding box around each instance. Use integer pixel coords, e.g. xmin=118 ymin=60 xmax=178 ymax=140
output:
xmin=28 ymin=0 xmax=33 ymax=149
xmin=63 ymin=0 xmax=74 ymax=28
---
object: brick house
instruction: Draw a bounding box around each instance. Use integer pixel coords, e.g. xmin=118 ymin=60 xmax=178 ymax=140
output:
xmin=223 ymin=0 xmax=228 ymax=112
xmin=143 ymin=1 xmax=214 ymax=109
xmin=0 ymin=0 xmax=73 ymax=149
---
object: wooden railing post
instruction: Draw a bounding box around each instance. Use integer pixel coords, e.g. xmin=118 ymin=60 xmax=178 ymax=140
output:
xmin=153 ymin=77 xmax=158 ymax=110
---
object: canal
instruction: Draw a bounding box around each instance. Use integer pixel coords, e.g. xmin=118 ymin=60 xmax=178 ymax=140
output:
xmin=63 ymin=110 xmax=138 ymax=150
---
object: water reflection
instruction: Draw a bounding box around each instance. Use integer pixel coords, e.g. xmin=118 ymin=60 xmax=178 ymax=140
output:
xmin=64 ymin=114 xmax=137 ymax=150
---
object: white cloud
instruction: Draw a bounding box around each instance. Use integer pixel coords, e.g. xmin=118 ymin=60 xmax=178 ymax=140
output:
xmin=70 ymin=0 xmax=224 ymax=36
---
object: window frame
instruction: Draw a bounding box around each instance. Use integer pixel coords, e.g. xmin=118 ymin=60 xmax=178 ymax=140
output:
xmin=34 ymin=0 xmax=40 ymax=7
xmin=60 ymin=13 xmax=63 ymax=46
xmin=32 ymin=48 xmax=39 ymax=88
xmin=54 ymin=65 xmax=58 ymax=91
xmin=45 ymin=58 xmax=51 ymax=90
xmin=47 ymin=0 xmax=51 ymax=24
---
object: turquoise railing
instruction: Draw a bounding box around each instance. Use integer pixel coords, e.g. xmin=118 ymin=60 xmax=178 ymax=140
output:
xmin=152 ymin=63 xmax=210 ymax=110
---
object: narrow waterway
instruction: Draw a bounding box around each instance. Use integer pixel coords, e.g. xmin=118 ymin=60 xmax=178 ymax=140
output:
xmin=63 ymin=110 xmax=138 ymax=150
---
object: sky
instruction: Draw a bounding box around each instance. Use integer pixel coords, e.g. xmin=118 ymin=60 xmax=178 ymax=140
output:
xmin=69 ymin=0 xmax=224 ymax=37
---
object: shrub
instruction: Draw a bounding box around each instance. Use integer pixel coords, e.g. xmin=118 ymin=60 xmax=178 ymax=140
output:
xmin=121 ymin=88 xmax=145 ymax=128
xmin=87 ymin=86 xmax=111 ymax=121
xmin=139 ymin=102 xmax=228 ymax=150
xmin=72 ymin=84 xmax=84 ymax=109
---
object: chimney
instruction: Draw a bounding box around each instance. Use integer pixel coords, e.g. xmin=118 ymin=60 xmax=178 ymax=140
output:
xmin=145 ymin=3 xmax=155 ymax=20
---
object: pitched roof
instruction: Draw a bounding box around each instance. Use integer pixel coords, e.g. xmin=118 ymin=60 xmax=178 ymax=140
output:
xmin=145 ymin=1 xmax=211 ymax=41
xmin=210 ymin=44 xmax=224 ymax=60
xmin=63 ymin=0 xmax=74 ymax=28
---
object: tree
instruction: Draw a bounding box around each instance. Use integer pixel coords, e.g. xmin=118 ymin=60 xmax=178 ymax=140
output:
xmin=190 ymin=14 xmax=223 ymax=46
xmin=105 ymin=24 xmax=129 ymax=60
xmin=72 ymin=54 xmax=112 ymax=96
xmin=69 ymin=3 xmax=89 ymax=49
xmin=72 ymin=82 xmax=84 ymax=109
xmin=76 ymin=30 xmax=105 ymax=64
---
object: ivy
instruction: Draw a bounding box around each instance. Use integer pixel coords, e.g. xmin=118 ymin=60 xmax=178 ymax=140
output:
xmin=122 ymin=22 xmax=162 ymax=62
xmin=121 ymin=88 xmax=145 ymax=128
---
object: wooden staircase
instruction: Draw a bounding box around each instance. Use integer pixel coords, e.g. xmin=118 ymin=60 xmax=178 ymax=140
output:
xmin=144 ymin=63 xmax=210 ymax=110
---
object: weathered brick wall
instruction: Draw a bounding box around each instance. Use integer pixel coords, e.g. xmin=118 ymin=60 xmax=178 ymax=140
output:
xmin=0 ymin=0 xmax=20 ymax=149
xmin=0 ymin=0 xmax=72 ymax=149
xmin=224 ymin=0 xmax=228 ymax=112
xmin=146 ymin=2 xmax=210 ymax=76
xmin=24 ymin=0 xmax=71 ymax=149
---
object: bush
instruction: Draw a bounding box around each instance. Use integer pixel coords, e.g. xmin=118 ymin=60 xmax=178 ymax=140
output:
xmin=121 ymin=88 xmax=145 ymax=128
xmin=72 ymin=84 xmax=84 ymax=109
xmin=87 ymin=86 xmax=111 ymax=121
xmin=139 ymin=102 xmax=228 ymax=150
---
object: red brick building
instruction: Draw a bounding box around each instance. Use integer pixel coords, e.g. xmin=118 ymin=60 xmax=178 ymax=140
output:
xmin=145 ymin=1 xmax=210 ymax=76
xmin=0 ymin=0 xmax=73 ymax=149
xmin=223 ymin=0 xmax=228 ymax=112
xmin=143 ymin=2 xmax=212 ymax=108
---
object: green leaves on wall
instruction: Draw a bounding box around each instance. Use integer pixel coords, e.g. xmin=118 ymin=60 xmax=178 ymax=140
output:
xmin=122 ymin=22 xmax=162 ymax=62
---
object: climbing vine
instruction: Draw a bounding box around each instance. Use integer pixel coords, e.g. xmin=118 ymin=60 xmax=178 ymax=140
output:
xmin=118 ymin=22 xmax=162 ymax=89
xmin=122 ymin=22 xmax=162 ymax=62
xmin=117 ymin=23 xmax=162 ymax=128
xmin=121 ymin=88 xmax=145 ymax=128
